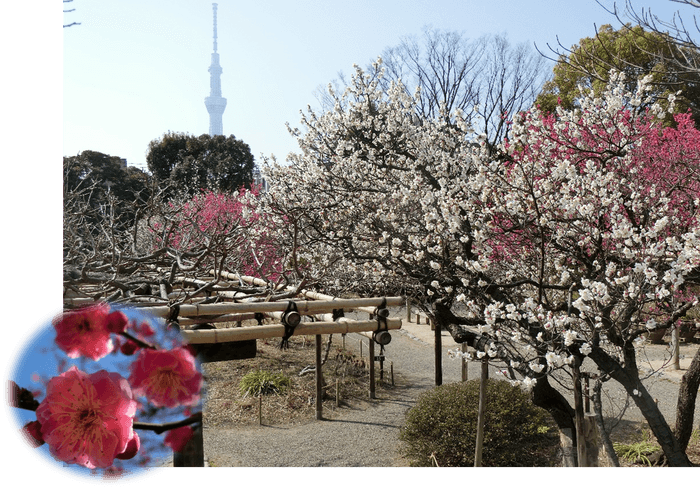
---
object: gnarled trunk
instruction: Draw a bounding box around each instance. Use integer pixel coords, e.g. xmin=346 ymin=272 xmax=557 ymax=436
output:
xmin=589 ymin=345 xmax=692 ymax=467
xmin=675 ymin=346 xmax=700 ymax=452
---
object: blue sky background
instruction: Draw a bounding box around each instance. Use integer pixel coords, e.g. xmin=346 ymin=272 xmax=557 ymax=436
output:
xmin=62 ymin=0 xmax=694 ymax=171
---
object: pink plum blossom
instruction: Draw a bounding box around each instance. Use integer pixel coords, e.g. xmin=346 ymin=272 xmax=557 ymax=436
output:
xmin=35 ymin=367 xmax=138 ymax=469
xmin=53 ymin=304 xmax=128 ymax=360
xmin=128 ymin=347 xmax=203 ymax=408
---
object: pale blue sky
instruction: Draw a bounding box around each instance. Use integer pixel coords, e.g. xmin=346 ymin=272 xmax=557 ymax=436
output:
xmin=62 ymin=0 xmax=692 ymax=170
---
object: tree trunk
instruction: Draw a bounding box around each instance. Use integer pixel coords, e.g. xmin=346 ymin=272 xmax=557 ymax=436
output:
xmin=589 ymin=345 xmax=692 ymax=466
xmin=675 ymin=346 xmax=700 ymax=452
xmin=531 ymin=374 xmax=578 ymax=466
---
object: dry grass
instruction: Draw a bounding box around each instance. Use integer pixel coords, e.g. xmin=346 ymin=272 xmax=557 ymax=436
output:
xmin=201 ymin=332 xmax=388 ymax=427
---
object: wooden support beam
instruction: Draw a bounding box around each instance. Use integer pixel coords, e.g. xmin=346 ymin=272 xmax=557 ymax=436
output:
xmin=211 ymin=272 xmax=400 ymax=315
xmin=180 ymin=318 xmax=402 ymax=344
xmin=178 ymin=313 xmax=257 ymax=326
xmin=134 ymin=297 xmax=405 ymax=319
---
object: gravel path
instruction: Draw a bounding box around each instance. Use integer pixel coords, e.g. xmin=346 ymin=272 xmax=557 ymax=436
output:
xmin=191 ymin=313 xmax=699 ymax=467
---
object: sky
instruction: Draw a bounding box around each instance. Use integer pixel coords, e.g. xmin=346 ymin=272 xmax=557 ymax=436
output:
xmin=61 ymin=0 xmax=694 ymax=171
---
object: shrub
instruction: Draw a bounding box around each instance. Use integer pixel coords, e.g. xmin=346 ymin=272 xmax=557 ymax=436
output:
xmin=399 ymin=379 xmax=559 ymax=467
xmin=239 ymin=370 xmax=291 ymax=397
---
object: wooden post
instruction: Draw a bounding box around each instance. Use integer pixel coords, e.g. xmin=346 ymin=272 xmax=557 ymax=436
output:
xmin=335 ymin=379 xmax=339 ymax=408
xmin=474 ymin=359 xmax=488 ymax=467
xmin=434 ymin=318 xmax=442 ymax=386
xmin=406 ymin=298 xmax=411 ymax=322
xmin=572 ymin=357 xmax=587 ymax=466
xmin=390 ymin=361 xmax=394 ymax=386
xmin=671 ymin=325 xmax=680 ymax=370
xmin=369 ymin=337 xmax=376 ymax=399
xmin=461 ymin=342 xmax=468 ymax=382
xmin=258 ymin=396 xmax=262 ymax=425
xmin=316 ymin=334 xmax=323 ymax=420
xmin=173 ymin=424 xmax=204 ymax=467
xmin=582 ymin=415 xmax=600 ymax=467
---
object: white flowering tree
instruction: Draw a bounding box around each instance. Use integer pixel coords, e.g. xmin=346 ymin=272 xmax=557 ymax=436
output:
xmin=262 ymin=61 xmax=700 ymax=466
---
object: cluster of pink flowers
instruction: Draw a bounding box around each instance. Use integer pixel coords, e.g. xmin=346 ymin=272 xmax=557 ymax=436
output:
xmin=162 ymin=187 xmax=285 ymax=281
xmin=16 ymin=304 xmax=203 ymax=471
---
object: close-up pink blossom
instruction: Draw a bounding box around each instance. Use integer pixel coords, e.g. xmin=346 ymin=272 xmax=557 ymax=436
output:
xmin=53 ymin=304 xmax=128 ymax=360
xmin=128 ymin=347 xmax=203 ymax=408
xmin=35 ymin=367 xmax=138 ymax=469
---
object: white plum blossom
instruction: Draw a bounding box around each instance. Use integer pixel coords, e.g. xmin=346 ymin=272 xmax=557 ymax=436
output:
xmin=563 ymin=330 xmax=578 ymax=347
xmin=521 ymin=376 xmax=537 ymax=392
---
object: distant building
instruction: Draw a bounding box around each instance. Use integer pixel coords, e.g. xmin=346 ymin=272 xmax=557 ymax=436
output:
xmin=252 ymin=165 xmax=268 ymax=192
xmin=204 ymin=3 xmax=227 ymax=136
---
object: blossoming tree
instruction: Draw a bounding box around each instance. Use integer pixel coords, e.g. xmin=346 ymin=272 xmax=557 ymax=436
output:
xmin=63 ymin=178 xmax=289 ymax=306
xmin=262 ymin=61 xmax=700 ymax=466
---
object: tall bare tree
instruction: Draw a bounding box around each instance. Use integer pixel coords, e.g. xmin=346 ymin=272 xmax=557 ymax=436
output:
xmin=604 ymin=0 xmax=700 ymax=74
xmin=316 ymin=28 xmax=549 ymax=148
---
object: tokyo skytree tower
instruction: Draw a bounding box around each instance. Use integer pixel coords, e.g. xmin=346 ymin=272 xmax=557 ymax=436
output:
xmin=204 ymin=3 xmax=226 ymax=136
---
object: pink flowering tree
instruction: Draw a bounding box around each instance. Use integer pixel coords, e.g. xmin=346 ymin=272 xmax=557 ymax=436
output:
xmin=262 ymin=62 xmax=700 ymax=466
xmin=161 ymin=188 xmax=285 ymax=282
xmin=10 ymin=303 xmax=203 ymax=475
xmin=63 ymin=176 xmax=296 ymax=308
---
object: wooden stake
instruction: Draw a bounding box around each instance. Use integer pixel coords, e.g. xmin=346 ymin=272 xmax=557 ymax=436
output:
xmin=369 ymin=338 xmax=376 ymax=399
xmin=258 ymin=396 xmax=262 ymax=426
xmin=671 ymin=325 xmax=680 ymax=370
xmin=335 ymin=379 xmax=339 ymax=408
xmin=461 ymin=342 xmax=468 ymax=382
xmin=434 ymin=319 xmax=442 ymax=386
xmin=474 ymin=359 xmax=488 ymax=467
xmin=316 ymin=334 xmax=323 ymax=420
xmin=573 ymin=357 xmax=587 ymax=466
